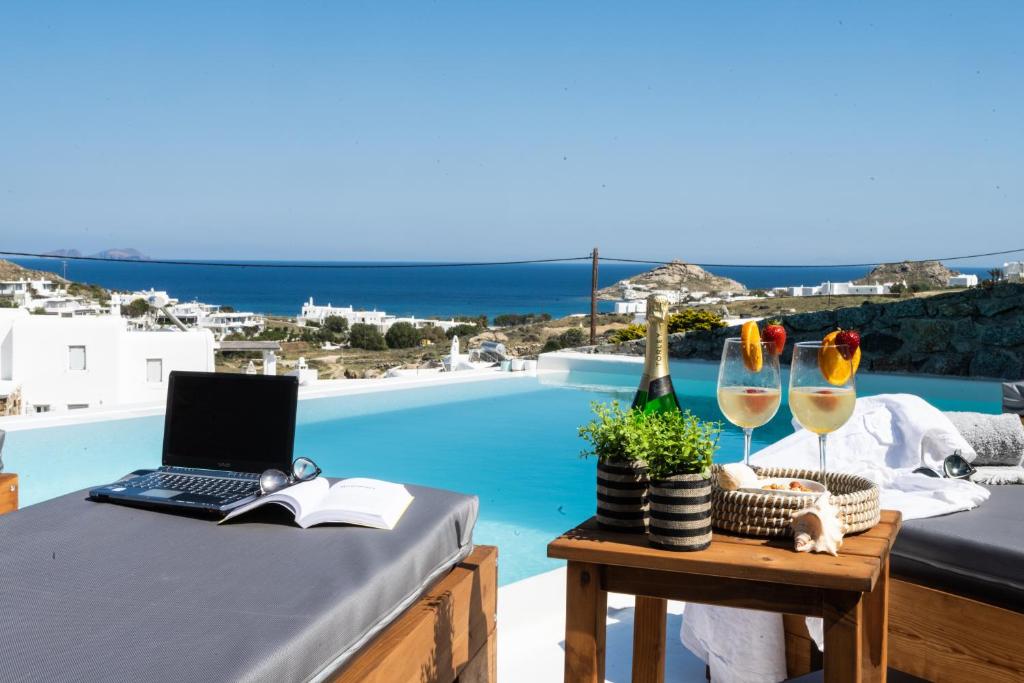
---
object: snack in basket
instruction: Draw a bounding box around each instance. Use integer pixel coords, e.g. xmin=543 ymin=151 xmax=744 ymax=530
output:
xmin=763 ymin=480 xmax=816 ymax=493
xmin=791 ymin=493 xmax=844 ymax=556
xmin=717 ymin=462 xmax=759 ymax=491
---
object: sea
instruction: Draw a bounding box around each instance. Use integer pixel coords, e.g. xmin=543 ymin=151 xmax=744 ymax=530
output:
xmin=9 ymin=257 xmax=994 ymax=320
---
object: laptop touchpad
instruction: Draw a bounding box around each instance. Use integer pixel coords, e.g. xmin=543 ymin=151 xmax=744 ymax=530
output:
xmin=139 ymin=489 xmax=180 ymax=498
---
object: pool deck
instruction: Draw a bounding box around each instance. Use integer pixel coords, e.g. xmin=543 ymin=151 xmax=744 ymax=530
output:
xmin=498 ymin=566 xmax=706 ymax=682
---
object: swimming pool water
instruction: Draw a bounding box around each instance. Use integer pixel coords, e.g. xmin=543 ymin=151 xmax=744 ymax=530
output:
xmin=3 ymin=365 xmax=1002 ymax=585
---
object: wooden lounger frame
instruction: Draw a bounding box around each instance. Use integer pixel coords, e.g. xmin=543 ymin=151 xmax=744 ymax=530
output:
xmin=784 ymin=576 xmax=1024 ymax=682
xmin=0 ymin=473 xmax=497 ymax=683
xmin=328 ymin=545 xmax=497 ymax=683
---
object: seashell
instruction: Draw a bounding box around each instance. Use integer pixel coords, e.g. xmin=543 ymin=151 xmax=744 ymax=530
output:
xmin=717 ymin=463 xmax=759 ymax=491
xmin=791 ymin=493 xmax=844 ymax=556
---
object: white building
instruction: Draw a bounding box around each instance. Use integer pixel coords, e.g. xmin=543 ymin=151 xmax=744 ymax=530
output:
xmin=613 ymin=300 xmax=647 ymax=315
xmin=298 ymin=298 xmax=460 ymax=333
xmin=113 ymin=290 xmax=264 ymax=339
xmin=0 ymin=278 xmax=59 ymax=302
xmin=947 ymin=274 xmax=979 ymax=287
xmin=773 ymin=281 xmax=893 ymax=297
xmin=0 ymin=309 xmax=215 ymax=415
xmin=1004 ymin=262 xmax=1024 ymax=282
xmin=198 ymin=311 xmax=265 ymax=338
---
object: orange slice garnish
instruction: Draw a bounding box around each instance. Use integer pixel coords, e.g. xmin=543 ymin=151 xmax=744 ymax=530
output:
xmin=818 ymin=331 xmax=858 ymax=385
xmin=740 ymin=321 xmax=763 ymax=372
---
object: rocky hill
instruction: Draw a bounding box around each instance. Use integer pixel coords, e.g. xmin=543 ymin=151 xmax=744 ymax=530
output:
xmin=0 ymin=259 xmax=68 ymax=283
xmin=856 ymin=260 xmax=959 ymax=289
xmin=597 ymin=260 xmax=745 ymax=300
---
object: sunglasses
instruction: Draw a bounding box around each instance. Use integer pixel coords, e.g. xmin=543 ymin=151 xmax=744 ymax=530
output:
xmin=913 ymin=451 xmax=977 ymax=480
xmin=260 ymin=457 xmax=322 ymax=494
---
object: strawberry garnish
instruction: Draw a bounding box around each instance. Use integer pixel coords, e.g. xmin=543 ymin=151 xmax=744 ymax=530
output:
xmin=835 ymin=329 xmax=861 ymax=361
xmin=762 ymin=321 xmax=787 ymax=356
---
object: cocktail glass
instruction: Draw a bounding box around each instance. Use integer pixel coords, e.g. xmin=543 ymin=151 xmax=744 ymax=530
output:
xmin=717 ymin=338 xmax=782 ymax=467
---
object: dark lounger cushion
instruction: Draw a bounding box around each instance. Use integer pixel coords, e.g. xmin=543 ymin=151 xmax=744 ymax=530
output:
xmin=0 ymin=479 xmax=478 ymax=683
xmin=890 ymin=484 xmax=1024 ymax=612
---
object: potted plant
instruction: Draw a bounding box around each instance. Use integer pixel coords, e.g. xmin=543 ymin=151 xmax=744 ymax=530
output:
xmin=579 ymin=402 xmax=650 ymax=532
xmin=638 ymin=410 xmax=721 ymax=551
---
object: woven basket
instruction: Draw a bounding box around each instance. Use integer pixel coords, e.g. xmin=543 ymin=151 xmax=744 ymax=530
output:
xmin=596 ymin=461 xmax=649 ymax=532
xmin=711 ymin=465 xmax=880 ymax=537
xmin=649 ymin=472 xmax=713 ymax=551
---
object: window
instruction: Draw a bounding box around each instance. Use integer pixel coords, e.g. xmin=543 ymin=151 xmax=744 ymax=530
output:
xmin=68 ymin=345 xmax=86 ymax=371
xmin=146 ymin=358 xmax=163 ymax=383
xmin=67 ymin=403 xmax=88 ymax=410
xmin=34 ymin=404 xmax=51 ymax=413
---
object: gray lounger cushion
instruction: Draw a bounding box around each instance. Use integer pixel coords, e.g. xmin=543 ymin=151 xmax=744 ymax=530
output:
xmin=0 ymin=479 xmax=478 ymax=683
xmin=944 ymin=411 xmax=1024 ymax=466
xmin=891 ymin=484 xmax=1024 ymax=612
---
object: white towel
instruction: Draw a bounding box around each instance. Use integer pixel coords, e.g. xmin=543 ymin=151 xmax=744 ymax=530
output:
xmin=681 ymin=394 xmax=991 ymax=681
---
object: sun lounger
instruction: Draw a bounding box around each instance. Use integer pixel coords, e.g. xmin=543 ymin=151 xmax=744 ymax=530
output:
xmin=0 ymin=477 xmax=495 ymax=683
xmin=785 ymin=485 xmax=1024 ymax=681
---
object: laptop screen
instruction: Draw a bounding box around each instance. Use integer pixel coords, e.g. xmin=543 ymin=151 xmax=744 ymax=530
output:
xmin=162 ymin=371 xmax=299 ymax=473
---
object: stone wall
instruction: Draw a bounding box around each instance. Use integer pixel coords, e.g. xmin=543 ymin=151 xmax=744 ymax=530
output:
xmin=586 ymin=282 xmax=1024 ymax=380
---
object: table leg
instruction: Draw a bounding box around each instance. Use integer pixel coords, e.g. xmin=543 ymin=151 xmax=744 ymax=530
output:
xmin=564 ymin=561 xmax=607 ymax=683
xmin=861 ymin=559 xmax=888 ymax=682
xmin=823 ymin=590 xmax=863 ymax=683
xmin=631 ymin=596 xmax=667 ymax=683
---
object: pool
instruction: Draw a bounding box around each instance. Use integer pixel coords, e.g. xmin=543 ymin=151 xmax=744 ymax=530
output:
xmin=2 ymin=358 xmax=1002 ymax=585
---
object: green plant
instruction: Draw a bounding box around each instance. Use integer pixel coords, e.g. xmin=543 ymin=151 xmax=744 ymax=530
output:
xmin=635 ymin=410 xmax=721 ymax=480
xmin=609 ymin=324 xmax=646 ymax=343
xmin=122 ymin=298 xmax=151 ymax=318
xmin=446 ymin=323 xmax=482 ymax=340
xmin=493 ymin=312 xmax=552 ymax=327
xmin=667 ymin=309 xmax=726 ymax=334
xmin=349 ymin=323 xmax=387 ymax=350
xmin=578 ymin=401 xmax=644 ymax=464
xmin=541 ymin=327 xmax=587 ymax=352
xmin=418 ymin=324 xmax=448 ymax=345
xmin=385 ymin=321 xmax=420 ymax=348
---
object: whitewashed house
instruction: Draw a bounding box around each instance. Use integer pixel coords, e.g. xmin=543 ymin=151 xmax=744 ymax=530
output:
xmin=947 ymin=274 xmax=979 ymax=287
xmin=773 ymin=281 xmax=892 ymax=297
xmin=298 ymin=298 xmax=460 ymax=333
xmin=0 ymin=309 xmax=215 ymax=415
xmin=1004 ymin=262 xmax=1024 ymax=282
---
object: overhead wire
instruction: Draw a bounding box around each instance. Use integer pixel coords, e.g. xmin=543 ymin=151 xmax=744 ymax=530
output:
xmin=0 ymin=246 xmax=1020 ymax=270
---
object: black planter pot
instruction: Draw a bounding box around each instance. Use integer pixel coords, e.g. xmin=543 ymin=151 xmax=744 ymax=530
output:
xmin=596 ymin=461 xmax=649 ymax=532
xmin=648 ymin=472 xmax=712 ymax=551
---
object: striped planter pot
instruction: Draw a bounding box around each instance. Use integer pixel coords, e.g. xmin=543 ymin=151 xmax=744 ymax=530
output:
xmin=596 ymin=461 xmax=649 ymax=532
xmin=648 ymin=472 xmax=712 ymax=551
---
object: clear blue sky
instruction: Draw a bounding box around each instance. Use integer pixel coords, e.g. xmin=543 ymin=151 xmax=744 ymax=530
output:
xmin=1 ymin=2 xmax=1020 ymax=265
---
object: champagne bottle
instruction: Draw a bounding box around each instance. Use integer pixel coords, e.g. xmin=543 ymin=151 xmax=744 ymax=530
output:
xmin=631 ymin=294 xmax=682 ymax=414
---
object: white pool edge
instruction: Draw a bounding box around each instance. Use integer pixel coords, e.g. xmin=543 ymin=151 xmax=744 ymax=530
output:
xmin=0 ymin=367 xmax=543 ymax=432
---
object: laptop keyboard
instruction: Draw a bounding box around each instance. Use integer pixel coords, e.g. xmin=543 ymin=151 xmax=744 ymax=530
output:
xmin=129 ymin=472 xmax=260 ymax=504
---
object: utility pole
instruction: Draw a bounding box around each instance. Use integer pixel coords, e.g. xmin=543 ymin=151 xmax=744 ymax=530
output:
xmin=590 ymin=246 xmax=599 ymax=345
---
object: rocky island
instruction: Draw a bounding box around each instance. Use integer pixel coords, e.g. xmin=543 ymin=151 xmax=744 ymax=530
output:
xmin=597 ymin=259 xmax=745 ymax=301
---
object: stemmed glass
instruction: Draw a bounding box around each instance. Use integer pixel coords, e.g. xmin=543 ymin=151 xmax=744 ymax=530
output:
xmin=788 ymin=341 xmax=857 ymax=473
xmin=717 ymin=338 xmax=782 ymax=466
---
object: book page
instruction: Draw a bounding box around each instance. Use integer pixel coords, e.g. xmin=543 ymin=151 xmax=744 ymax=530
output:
xmin=220 ymin=477 xmax=329 ymax=523
xmin=297 ymin=478 xmax=414 ymax=529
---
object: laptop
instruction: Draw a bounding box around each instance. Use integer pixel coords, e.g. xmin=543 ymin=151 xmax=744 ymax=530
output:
xmin=90 ymin=371 xmax=299 ymax=515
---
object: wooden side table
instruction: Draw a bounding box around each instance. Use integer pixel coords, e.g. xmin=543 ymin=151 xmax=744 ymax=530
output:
xmin=0 ymin=472 xmax=17 ymax=515
xmin=548 ymin=510 xmax=901 ymax=683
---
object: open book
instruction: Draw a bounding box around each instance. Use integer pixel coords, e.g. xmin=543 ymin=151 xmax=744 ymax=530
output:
xmin=221 ymin=477 xmax=414 ymax=530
